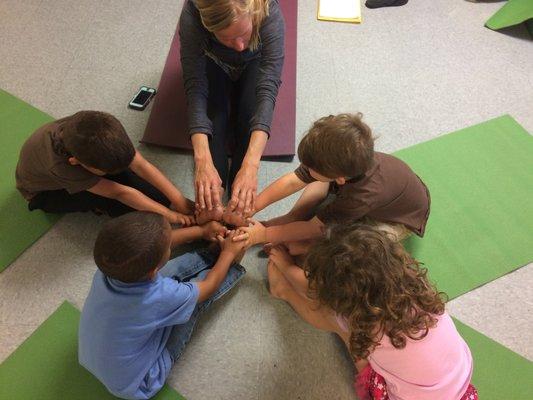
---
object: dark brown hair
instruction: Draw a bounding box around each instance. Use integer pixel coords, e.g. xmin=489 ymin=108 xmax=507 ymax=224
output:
xmin=298 ymin=113 xmax=374 ymax=179
xmin=94 ymin=212 xmax=171 ymax=283
xmin=62 ymin=111 xmax=135 ymax=173
xmin=304 ymin=223 xmax=446 ymax=360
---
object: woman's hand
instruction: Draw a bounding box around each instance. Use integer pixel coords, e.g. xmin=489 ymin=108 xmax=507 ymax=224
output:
xmin=229 ymin=164 xmax=258 ymax=215
xmin=195 ymin=161 xmax=223 ymax=211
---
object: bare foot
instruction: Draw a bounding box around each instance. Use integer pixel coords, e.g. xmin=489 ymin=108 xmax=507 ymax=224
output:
xmin=222 ymin=209 xmax=247 ymax=227
xmin=195 ymin=205 xmax=224 ymax=225
xmin=267 ymin=261 xmax=292 ymax=300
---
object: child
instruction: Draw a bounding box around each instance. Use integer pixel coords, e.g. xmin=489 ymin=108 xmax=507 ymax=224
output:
xmin=267 ymin=223 xmax=477 ymax=400
xmin=235 ymin=113 xmax=430 ymax=245
xmin=79 ymin=211 xmax=245 ymax=399
xmin=16 ymin=111 xmax=195 ymax=224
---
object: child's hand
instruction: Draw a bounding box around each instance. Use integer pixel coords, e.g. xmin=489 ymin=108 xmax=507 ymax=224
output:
xmin=195 ymin=204 xmax=224 ymax=225
xmin=269 ymin=245 xmax=294 ymax=270
xmin=217 ymin=230 xmax=247 ymax=257
xmin=169 ymin=211 xmax=196 ymax=226
xmin=201 ymin=221 xmax=227 ymax=242
xmin=232 ymin=219 xmax=266 ymax=246
xmin=222 ymin=208 xmax=247 ymax=228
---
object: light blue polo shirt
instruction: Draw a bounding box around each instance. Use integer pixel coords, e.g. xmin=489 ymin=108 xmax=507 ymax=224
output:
xmin=79 ymin=270 xmax=199 ymax=399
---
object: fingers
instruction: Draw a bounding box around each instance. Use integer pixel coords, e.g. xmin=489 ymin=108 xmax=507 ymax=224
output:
xmin=204 ymin=183 xmax=213 ymax=211
xmin=211 ymin=185 xmax=222 ymax=208
xmin=197 ymin=183 xmax=206 ymax=210
xmin=228 ymin=189 xmax=240 ymax=212
xmin=235 ymin=189 xmax=246 ymax=214
xmin=246 ymin=190 xmax=256 ymax=216
xmin=232 ymin=230 xmax=249 ymax=242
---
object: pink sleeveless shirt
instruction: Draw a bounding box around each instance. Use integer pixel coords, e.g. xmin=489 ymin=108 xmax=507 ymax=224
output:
xmin=338 ymin=312 xmax=473 ymax=400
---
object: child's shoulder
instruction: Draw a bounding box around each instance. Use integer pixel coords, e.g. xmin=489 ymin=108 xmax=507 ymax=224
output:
xmin=21 ymin=116 xmax=71 ymax=155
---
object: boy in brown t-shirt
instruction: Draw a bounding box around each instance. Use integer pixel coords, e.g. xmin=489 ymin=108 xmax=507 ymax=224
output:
xmin=16 ymin=111 xmax=195 ymax=224
xmin=233 ymin=113 xmax=430 ymax=246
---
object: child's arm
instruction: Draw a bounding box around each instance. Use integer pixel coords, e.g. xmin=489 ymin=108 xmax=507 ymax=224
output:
xmin=264 ymin=181 xmax=330 ymax=226
xmin=129 ymin=151 xmax=195 ymax=214
xmin=87 ymin=179 xmax=193 ymax=225
xmin=234 ymin=217 xmax=325 ymax=246
xmin=195 ymin=231 xmax=246 ymax=302
xmin=253 ymin=172 xmax=307 ymax=215
xmin=170 ymin=221 xmax=227 ymax=248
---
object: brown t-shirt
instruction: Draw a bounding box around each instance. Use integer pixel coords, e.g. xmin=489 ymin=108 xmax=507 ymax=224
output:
xmin=15 ymin=116 xmax=100 ymax=200
xmin=294 ymin=152 xmax=431 ymax=236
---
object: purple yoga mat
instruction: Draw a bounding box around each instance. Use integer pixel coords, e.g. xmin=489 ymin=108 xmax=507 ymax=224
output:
xmin=140 ymin=1 xmax=297 ymax=157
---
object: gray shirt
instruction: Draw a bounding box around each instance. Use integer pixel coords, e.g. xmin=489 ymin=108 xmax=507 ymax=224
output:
xmin=179 ymin=0 xmax=285 ymax=137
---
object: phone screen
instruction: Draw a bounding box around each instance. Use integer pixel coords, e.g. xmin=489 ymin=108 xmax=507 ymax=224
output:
xmin=132 ymin=89 xmax=152 ymax=105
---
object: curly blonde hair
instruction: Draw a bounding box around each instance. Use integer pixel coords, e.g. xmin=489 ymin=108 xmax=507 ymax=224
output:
xmin=304 ymin=223 xmax=446 ymax=360
xmin=195 ymin=0 xmax=270 ymax=51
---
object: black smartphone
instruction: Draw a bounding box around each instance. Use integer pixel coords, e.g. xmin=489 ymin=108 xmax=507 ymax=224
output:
xmin=128 ymin=86 xmax=156 ymax=111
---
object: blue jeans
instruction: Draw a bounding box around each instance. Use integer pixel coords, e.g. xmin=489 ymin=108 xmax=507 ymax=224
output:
xmin=160 ymin=249 xmax=245 ymax=363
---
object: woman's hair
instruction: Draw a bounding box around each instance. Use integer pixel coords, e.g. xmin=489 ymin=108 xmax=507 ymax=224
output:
xmin=298 ymin=113 xmax=374 ymax=179
xmin=304 ymin=223 xmax=446 ymax=360
xmin=94 ymin=211 xmax=171 ymax=283
xmin=195 ymin=0 xmax=270 ymax=51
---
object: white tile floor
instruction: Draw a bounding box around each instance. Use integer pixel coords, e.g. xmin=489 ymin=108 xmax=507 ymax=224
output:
xmin=1 ymin=0 xmax=532 ymax=399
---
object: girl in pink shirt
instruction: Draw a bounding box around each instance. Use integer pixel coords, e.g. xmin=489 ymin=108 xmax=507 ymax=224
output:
xmin=267 ymin=223 xmax=477 ymax=400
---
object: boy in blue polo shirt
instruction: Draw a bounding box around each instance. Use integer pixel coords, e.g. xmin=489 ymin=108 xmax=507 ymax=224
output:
xmin=79 ymin=211 xmax=246 ymax=399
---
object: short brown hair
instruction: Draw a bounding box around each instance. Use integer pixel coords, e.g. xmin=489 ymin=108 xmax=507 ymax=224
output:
xmin=297 ymin=113 xmax=374 ymax=178
xmin=94 ymin=212 xmax=171 ymax=283
xmin=62 ymin=111 xmax=135 ymax=173
xmin=304 ymin=223 xmax=446 ymax=360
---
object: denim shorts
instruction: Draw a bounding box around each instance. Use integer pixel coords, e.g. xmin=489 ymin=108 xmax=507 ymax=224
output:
xmin=159 ymin=249 xmax=245 ymax=362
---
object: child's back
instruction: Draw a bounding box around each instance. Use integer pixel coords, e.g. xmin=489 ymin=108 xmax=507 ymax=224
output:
xmin=79 ymin=211 xmax=245 ymax=399
xmin=303 ymin=224 xmax=477 ymax=400
xmin=79 ymin=268 xmax=198 ymax=398
xmin=337 ymin=311 xmax=472 ymax=399
xmin=16 ymin=116 xmax=100 ymax=200
xmin=295 ymin=151 xmax=430 ymax=236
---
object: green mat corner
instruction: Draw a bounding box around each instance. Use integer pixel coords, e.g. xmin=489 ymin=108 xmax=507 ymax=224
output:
xmin=485 ymin=0 xmax=533 ymax=33
xmin=0 ymin=89 xmax=61 ymax=272
xmin=394 ymin=115 xmax=533 ymax=299
xmin=0 ymin=301 xmax=185 ymax=400
xmin=454 ymin=318 xmax=533 ymax=400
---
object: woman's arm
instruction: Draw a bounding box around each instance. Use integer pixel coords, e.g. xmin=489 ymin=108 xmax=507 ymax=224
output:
xmin=228 ymin=130 xmax=268 ymax=214
xmin=230 ymin=3 xmax=286 ymax=214
xmin=191 ymin=134 xmax=222 ymax=211
xmin=180 ymin=3 xmax=224 ymax=210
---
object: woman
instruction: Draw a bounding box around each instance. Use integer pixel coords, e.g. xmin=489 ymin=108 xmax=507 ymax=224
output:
xmin=179 ymin=0 xmax=285 ymax=216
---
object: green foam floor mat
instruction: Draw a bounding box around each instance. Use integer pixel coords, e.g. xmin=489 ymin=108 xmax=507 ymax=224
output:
xmin=454 ymin=318 xmax=533 ymax=400
xmin=394 ymin=115 xmax=532 ymax=299
xmin=0 ymin=301 xmax=185 ymax=400
xmin=485 ymin=0 xmax=533 ymax=32
xmin=0 ymin=89 xmax=61 ymax=271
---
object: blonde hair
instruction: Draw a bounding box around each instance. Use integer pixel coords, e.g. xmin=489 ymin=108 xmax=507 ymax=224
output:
xmin=195 ymin=0 xmax=270 ymax=51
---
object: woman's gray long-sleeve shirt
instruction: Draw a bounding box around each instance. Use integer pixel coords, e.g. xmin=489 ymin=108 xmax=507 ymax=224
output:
xmin=179 ymin=0 xmax=285 ymax=138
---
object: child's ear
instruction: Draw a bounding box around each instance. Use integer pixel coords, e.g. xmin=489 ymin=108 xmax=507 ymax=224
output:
xmin=335 ymin=177 xmax=347 ymax=185
xmin=68 ymin=157 xmax=79 ymax=166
